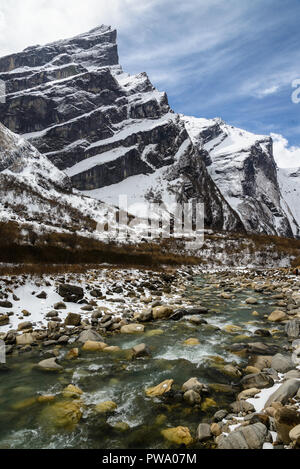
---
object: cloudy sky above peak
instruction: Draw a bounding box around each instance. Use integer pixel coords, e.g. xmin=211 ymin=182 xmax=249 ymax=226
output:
xmin=0 ymin=0 xmax=300 ymax=167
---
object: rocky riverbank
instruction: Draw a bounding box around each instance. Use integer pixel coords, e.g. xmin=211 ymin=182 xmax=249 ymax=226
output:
xmin=0 ymin=266 xmax=299 ymax=449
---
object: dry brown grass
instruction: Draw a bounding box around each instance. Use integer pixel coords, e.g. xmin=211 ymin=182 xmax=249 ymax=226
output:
xmin=0 ymin=221 xmax=299 ymax=272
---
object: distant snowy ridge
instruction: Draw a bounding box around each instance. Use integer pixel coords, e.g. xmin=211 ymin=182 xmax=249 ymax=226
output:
xmin=182 ymin=116 xmax=300 ymax=238
xmin=0 ymin=26 xmax=245 ymax=234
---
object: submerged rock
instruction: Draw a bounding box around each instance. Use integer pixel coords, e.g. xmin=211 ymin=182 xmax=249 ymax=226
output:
xmin=95 ymin=401 xmax=117 ymax=414
xmin=183 ymin=338 xmax=200 ymax=346
xmin=66 ymin=348 xmax=79 ymax=360
xmin=182 ymin=377 xmax=203 ymax=394
xmin=40 ymin=400 xmax=83 ymax=431
xmin=183 ymin=390 xmax=201 ymax=406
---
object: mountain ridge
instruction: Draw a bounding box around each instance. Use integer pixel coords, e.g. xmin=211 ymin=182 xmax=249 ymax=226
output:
xmin=0 ymin=25 xmax=299 ymax=239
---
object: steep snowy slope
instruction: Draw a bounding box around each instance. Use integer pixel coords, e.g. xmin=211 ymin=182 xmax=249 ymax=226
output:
xmin=278 ymin=167 xmax=300 ymax=237
xmin=0 ymin=122 xmax=119 ymax=237
xmin=0 ymin=26 xmax=244 ymax=233
xmin=183 ymin=116 xmax=299 ymax=238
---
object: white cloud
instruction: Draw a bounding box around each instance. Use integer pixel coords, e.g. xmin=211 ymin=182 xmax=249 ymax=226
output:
xmin=271 ymin=133 xmax=300 ymax=168
xmin=0 ymin=0 xmax=160 ymax=55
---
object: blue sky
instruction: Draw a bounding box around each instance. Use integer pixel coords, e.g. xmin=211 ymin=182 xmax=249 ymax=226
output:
xmin=1 ymin=0 xmax=300 ymax=163
xmin=117 ymin=0 xmax=300 ymax=146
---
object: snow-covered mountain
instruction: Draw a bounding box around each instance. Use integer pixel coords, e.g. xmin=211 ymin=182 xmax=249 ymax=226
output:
xmin=278 ymin=167 xmax=300 ymax=237
xmin=0 ymin=122 xmax=119 ymax=237
xmin=0 ymin=25 xmax=298 ymax=239
xmin=0 ymin=26 xmax=244 ymax=234
xmin=182 ymin=116 xmax=300 ymax=238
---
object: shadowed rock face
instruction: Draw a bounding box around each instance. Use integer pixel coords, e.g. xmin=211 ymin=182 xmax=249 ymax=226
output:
xmin=0 ymin=122 xmax=120 ymax=235
xmin=183 ymin=116 xmax=300 ymax=238
xmin=0 ymin=25 xmax=244 ymax=233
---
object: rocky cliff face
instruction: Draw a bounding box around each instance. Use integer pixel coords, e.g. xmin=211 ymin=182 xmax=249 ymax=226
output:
xmin=278 ymin=167 xmax=300 ymax=237
xmin=0 ymin=122 xmax=119 ymax=236
xmin=0 ymin=26 xmax=244 ymax=234
xmin=182 ymin=116 xmax=300 ymax=238
xmin=0 ymin=26 xmax=298 ymax=239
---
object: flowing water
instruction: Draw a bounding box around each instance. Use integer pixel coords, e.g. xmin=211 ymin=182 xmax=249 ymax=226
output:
xmin=0 ymin=275 xmax=287 ymax=449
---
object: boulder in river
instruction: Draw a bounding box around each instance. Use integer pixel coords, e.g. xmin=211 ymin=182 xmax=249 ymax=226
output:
xmin=63 ymin=384 xmax=83 ymax=399
xmin=16 ymin=332 xmax=35 ymax=346
xmin=132 ymin=343 xmax=151 ymax=358
xmin=197 ymin=423 xmax=212 ymax=442
xmin=267 ymin=310 xmax=287 ymax=322
xmin=230 ymin=401 xmax=255 ymax=413
xmin=271 ymin=353 xmax=294 ymax=373
xmin=146 ymin=379 xmax=173 ymax=397
xmin=274 ymin=407 xmax=300 ymax=444
xmin=289 ymin=424 xmax=300 ymax=446
xmin=120 ymin=324 xmax=145 ymax=334
xmin=77 ymin=329 xmax=103 ymax=343
xmin=183 ymin=338 xmax=200 ymax=346
xmin=152 ymin=306 xmax=173 ymax=320
xmin=161 ymin=426 xmax=193 ymax=446
xmin=217 ymin=422 xmax=269 ymax=449
xmin=95 ymin=401 xmax=117 ymax=414
xmin=264 ymin=379 xmax=300 ymax=407
xmin=40 ymin=400 xmax=83 ymax=431
xmin=285 ymin=319 xmax=300 ymax=338
xmin=182 ymin=377 xmax=203 ymax=394
xmin=138 ymin=310 xmax=153 ymax=322
xmin=240 ymin=372 xmax=274 ymax=390
xmin=183 ymin=390 xmax=201 ymax=406
xmin=37 ymin=357 xmax=63 ymax=372
xmin=245 ymin=297 xmax=258 ymax=305
xmin=82 ymin=341 xmax=107 ymax=352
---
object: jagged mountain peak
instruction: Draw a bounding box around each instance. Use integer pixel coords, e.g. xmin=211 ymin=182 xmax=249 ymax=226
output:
xmin=0 ymin=26 xmax=299 ymax=239
xmin=0 ymin=24 xmax=118 ymax=74
xmin=183 ymin=115 xmax=299 ymax=238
